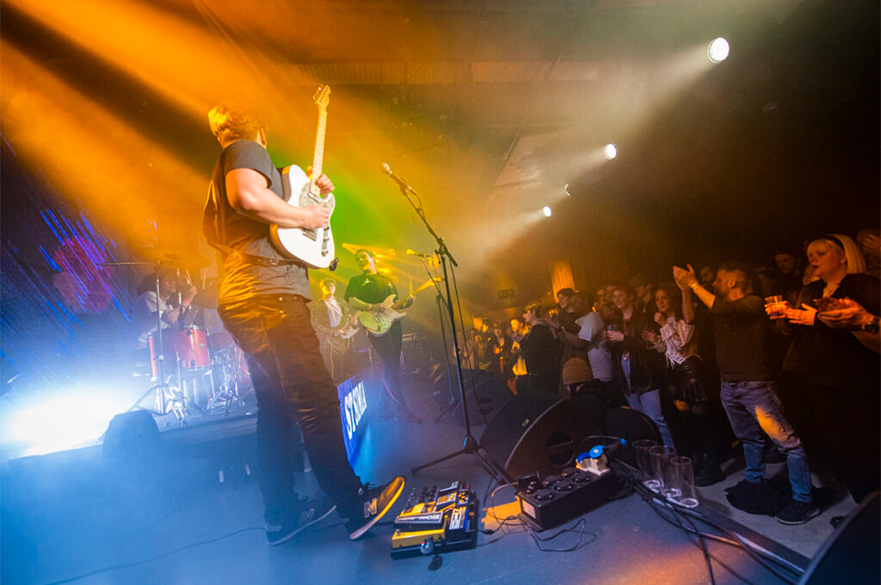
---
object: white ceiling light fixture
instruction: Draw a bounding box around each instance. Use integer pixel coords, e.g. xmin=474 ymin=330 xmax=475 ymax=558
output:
xmin=708 ymin=38 xmax=730 ymax=63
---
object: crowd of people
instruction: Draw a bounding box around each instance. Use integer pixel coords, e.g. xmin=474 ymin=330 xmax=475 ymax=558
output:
xmin=469 ymin=230 xmax=880 ymax=526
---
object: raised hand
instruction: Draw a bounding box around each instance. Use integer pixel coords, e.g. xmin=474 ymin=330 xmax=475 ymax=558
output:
xmin=673 ymin=264 xmax=698 ymax=290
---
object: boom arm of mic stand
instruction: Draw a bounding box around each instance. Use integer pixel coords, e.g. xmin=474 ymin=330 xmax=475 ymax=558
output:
xmin=397 ymin=184 xmax=458 ymax=267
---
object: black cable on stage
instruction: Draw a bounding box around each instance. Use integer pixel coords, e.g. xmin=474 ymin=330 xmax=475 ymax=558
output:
xmin=477 ymin=479 xmax=598 ymax=552
xmin=649 ymin=500 xmax=763 ymax=585
xmin=37 ymin=527 xmax=266 ymax=585
xmin=616 ymin=460 xmax=805 ymax=578
xmin=633 ymin=478 xmax=802 ymax=585
xmin=670 ymin=503 xmax=801 ymax=584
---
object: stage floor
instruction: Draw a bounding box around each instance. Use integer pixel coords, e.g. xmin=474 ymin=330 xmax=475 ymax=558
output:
xmin=0 ymin=376 xmax=863 ymax=585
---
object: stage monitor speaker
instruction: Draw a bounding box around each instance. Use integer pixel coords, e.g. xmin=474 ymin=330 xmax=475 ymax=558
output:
xmin=102 ymin=410 xmax=160 ymax=465
xmin=604 ymin=406 xmax=662 ymax=445
xmin=798 ymin=491 xmax=880 ymax=585
xmin=480 ymin=392 xmax=599 ymax=480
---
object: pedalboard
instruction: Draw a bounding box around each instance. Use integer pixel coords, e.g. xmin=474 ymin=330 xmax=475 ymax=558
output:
xmin=391 ymin=481 xmax=479 ymax=558
xmin=518 ymin=461 xmax=623 ymax=530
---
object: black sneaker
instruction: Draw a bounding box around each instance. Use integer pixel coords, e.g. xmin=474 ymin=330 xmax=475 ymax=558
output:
xmin=776 ymin=500 xmax=820 ymax=525
xmin=346 ymin=477 xmax=405 ymax=540
xmin=265 ymin=498 xmax=336 ymax=546
xmin=694 ymin=464 xmax=726 ymax=487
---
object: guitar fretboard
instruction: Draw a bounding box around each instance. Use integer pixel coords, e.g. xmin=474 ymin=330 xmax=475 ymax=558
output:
xmin=310 ymin=108 xmax=327 ymax=196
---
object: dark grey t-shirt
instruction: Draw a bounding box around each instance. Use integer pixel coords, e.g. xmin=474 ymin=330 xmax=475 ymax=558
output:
xmin=207 ymin=139 xmax=310 ymax=303
xmin=711 ymin=294 xmax=771 ymax=382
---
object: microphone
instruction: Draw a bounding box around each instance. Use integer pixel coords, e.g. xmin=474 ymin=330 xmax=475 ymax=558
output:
xmin=380 ymin=163 xmax=413 ymax=192
xmin=405 ymin=249 xmax=432 ymax=258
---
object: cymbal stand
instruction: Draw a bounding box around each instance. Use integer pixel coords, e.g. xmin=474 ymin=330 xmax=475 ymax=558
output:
xmin=207 ymin=347 xmax=247 ymax=416
xmin=127 ymin=263 xmax=190 ymax=423
xmin=387 ymin=175 xmax=505 ymax=482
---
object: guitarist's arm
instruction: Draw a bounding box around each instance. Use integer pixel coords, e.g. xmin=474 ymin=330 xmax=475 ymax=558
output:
xmin=347 ymin=297 xmax=377 ymax=312
xmin=226 ymin=167 xmax=332 ymax=228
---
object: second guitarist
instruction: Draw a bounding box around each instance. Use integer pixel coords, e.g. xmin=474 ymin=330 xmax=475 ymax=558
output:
xmin=345 ymin=249 xmax=422 ymax=424
xmin=309 ymin=278 xmax=357 ymax=382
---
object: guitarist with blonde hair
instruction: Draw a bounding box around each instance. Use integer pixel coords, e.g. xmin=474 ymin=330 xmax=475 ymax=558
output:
xmin=345 ymin=249 xmax=422 ymax=424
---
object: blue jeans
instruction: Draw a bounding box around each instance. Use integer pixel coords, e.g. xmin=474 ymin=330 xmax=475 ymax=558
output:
xmin=622 ymin=355 xmax=674 ymax=447
xmin=220 ymin=294 xmax=364 ymax=522
xmin=626 ymin=390 xmax=675 ymax=448
xmin=720 ymin=380 xmax=812 ymax=503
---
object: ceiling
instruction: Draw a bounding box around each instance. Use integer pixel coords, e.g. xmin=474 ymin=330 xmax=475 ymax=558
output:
xmin=1 ymin=0 xmax=878 ymax=309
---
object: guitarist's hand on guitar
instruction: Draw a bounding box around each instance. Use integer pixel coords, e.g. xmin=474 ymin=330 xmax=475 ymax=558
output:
xmin=300 ymin=204 xmax=331 ymax=229
xmin=306 ymin=168 xmax=335 ymax=196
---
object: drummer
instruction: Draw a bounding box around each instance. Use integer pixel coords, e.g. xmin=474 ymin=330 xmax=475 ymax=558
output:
xmin=131 ymin=266 xmax=198 ymax=356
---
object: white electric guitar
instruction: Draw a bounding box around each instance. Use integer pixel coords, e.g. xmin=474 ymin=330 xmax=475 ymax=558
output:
xmin=270 ymin=85 xmax=336 ymax=269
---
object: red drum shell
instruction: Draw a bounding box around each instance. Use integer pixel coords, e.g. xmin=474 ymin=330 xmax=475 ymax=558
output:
xmin=175 ymin=326 xmax=210 ymax=371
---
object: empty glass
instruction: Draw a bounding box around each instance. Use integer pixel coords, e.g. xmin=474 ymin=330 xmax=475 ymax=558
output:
xmin=649 ymin=445 xmax=677 ymax=495
xmin=632 ymin=439 xmax=658 ymax=489
xmin=669 ymin=456 xmax=699 ymax=508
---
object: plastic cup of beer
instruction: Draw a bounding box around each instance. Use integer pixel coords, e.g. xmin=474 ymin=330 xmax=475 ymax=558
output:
xmin=765 ymin=295 xmax=785 ymax=318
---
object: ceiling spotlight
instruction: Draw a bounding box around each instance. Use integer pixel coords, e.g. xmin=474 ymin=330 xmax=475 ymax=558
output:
xmin=564 ymin=183 xmax=572 ymax=196
xmin=603 ymin=143 xmax=617 ymax=160
xmin=543 ymin=206 xmax=552 ymax=217
xmin=708 ymin=38 xmax=730 ymax=63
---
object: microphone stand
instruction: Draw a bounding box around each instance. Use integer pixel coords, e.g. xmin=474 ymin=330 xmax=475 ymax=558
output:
xmin=387 ymin=173 xmax=505 ymax=482
xmin=414 ymin=256 xmax=456 ymax=421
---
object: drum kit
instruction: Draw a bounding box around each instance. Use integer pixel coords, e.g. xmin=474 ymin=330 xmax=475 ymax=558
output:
xmin=114 ymin=249 xmax=253 ymax=423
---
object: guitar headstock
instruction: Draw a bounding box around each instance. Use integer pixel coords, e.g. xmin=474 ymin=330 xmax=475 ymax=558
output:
xmin=313 ymin=85 xmax=331 ymax=111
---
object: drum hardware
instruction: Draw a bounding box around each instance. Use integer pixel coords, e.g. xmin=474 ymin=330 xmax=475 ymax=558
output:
xmin=107 ymin=258 xmax=206 ymax=424
xmin=205 ymin=333 xmax=252 ymax=415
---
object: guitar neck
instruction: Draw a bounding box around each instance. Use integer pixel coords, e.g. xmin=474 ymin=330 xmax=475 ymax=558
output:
xmin=310 ymin=109 xmax=327 ymax=194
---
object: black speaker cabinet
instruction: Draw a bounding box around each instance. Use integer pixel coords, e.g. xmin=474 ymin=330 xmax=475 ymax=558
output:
xmin=798 ymin=492 xmax=880 ymax=585
xmin=102 ymin=410 xmax=160 ymax=463
xmin=480 ymin=392 xmax=599 ymax=480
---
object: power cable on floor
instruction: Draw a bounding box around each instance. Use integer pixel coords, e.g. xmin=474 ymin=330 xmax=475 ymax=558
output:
xmin=38 ymin=526 xmax=265 ymax=585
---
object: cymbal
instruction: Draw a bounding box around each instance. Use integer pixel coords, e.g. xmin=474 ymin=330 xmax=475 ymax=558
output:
xmin=136 ymin=247 xmax=211 ymax=269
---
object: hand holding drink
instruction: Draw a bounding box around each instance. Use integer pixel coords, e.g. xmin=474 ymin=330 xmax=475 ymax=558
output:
xmin=764 ymin=295 xmax=787 ymax=319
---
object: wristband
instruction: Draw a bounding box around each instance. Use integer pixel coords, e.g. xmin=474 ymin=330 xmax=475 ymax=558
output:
xmin=688 ymin=282 xmax=699 ymax=290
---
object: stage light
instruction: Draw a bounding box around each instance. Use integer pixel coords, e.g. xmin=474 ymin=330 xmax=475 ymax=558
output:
xmin=543 ymin=206 xmax=552 ymax=217
xmin=708 ymin=38 xmax=730 ymax=63
xmin=3 ymin=387 xmax=133 ymax=458
xmin=603 ymin=143 xmax=617 ymax=160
